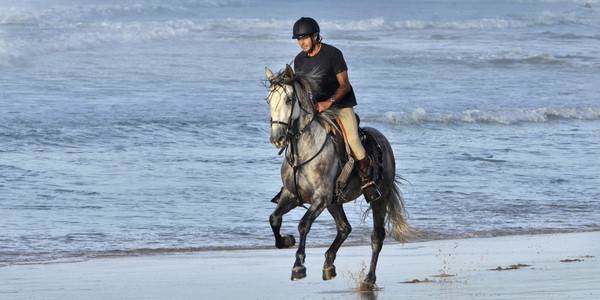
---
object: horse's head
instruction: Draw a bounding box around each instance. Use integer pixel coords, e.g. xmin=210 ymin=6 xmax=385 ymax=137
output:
xmin=265 ymin=65 xmax=300 ymax=149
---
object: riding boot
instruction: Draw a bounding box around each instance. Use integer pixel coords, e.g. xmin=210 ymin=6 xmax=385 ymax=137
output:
xmin=357 ymin=156 xmax=382 ymax=203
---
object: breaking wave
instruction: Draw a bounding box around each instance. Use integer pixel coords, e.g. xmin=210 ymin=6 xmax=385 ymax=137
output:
xmin=322 ymin=10 xmax=598 ymax=31
xmin=1 ymin=0 xmax=598 ymax=68
xmin=379 ymin=107 xmax=600 ymax=125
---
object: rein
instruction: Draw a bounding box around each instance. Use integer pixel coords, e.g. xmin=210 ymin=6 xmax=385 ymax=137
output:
xmin=270 ymin=82 xmax=328 ymax=204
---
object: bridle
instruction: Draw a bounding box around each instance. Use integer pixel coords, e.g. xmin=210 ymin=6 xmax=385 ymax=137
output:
xmin=268 ymin=85 xmax=295 ymax=133
xmin=269 ymin=82 xmax=315 ymax=145
xmin=268 ymin=80 xmax=328 ymax=205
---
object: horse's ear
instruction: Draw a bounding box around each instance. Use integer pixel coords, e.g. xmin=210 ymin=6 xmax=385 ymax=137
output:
xmin=265 ymin=67 xmax=274 ymax=82
xmin=284 ymin=64 xmax=294 ymax=81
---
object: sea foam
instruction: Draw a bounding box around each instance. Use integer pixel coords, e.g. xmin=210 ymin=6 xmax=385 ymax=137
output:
xmin=382 ymin=107 xmax=600 ymax=125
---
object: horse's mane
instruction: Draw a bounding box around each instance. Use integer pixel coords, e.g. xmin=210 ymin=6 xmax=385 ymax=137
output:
xmin=266 ymin=68 xmax=338 ymax=134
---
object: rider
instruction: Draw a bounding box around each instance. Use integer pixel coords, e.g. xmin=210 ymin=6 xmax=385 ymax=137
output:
xmin=289 ymin=17 xmax=381 ymax=203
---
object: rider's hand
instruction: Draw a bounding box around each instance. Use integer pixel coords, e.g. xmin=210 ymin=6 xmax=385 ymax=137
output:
xmin=316 ymin=100 xmax=333 ymax=112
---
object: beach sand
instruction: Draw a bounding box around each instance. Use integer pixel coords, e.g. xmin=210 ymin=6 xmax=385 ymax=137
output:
xmin=1 ymin=231 xmax=598 ymax=299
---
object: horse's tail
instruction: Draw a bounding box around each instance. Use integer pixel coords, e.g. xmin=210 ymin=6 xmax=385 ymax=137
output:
xmin=359 ymin=126 xmax=414 ymax=242
xmin=382 ymin=177 xmax=413 ymax=243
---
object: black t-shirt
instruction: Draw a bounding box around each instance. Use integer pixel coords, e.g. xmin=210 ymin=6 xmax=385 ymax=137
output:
xmin=293 ymin=43 xmax=357 ymax=108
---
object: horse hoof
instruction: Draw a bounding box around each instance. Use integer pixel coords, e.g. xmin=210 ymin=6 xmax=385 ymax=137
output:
xmin=284 ymin=235 xmax=296 ymax=247
xmin=323 ymin=265 xmax=336 ymax=280
xmin=360 ymin=280 xmax=377 ymax=292
xmin=276 ymin=235 xmax=295 ymax=249
xmin=291 ymin=266 xmax=307 ymax=281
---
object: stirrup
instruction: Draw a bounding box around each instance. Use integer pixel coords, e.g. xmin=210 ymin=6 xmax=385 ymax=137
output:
xmin=361 ymin=181 xmax=381 ymax=203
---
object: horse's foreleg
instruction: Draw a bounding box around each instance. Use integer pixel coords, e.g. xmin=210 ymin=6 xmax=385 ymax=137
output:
xmin=270 ymin=197 xmax=297 ymax=249
xmin=322 ymin=203 xmax=352 ymax=280
xmin=291 ymin=201 xmax=326 ymax=280
xmin=362 ymin=200 xmax=386 ymax=291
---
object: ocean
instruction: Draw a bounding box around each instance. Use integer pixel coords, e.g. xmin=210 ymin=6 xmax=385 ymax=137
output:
xmin=1 ymin=0 xmax=598 ymax=266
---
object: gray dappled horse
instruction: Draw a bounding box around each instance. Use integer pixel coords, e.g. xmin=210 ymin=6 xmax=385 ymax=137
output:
xmin=265 ymin=65 xmax=410 ymax=291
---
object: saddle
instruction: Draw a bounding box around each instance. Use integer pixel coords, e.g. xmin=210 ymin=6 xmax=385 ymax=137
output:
xmin=329 ymin=114 xmax=383 ymax=203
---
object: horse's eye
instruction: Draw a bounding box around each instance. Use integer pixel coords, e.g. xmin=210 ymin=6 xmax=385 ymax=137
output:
xmin=285 ymin=92 xmax=294 ymax=103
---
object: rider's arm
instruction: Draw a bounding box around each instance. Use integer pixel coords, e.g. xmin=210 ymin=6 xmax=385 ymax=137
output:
xmin=331 ymin=70 xmax=351 ymax=102
xmin=316 ymin=70 xmax=351 ymax=112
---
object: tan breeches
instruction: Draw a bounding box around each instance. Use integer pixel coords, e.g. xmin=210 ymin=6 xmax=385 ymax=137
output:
xmin=332 ymin=107 xmax=366 ymax=160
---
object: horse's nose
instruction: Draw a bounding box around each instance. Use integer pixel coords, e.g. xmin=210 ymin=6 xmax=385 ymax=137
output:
xmin=270 ymin=132 xmax=286 ymax=148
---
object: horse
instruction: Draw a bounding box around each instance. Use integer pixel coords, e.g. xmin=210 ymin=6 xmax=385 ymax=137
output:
xmin=264 ymin=65 xmax=410 ymax=291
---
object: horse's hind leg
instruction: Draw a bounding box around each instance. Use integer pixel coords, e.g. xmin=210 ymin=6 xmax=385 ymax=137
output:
xmin=269 ymin=196 xmax=297 ymax=249
xmin=291 ymin=201 xmax=326 ymax=280
xmin=323 ymin=203 xmax=352 ymax=280
xmin=362 ymin=199 xmax=386 ymax=291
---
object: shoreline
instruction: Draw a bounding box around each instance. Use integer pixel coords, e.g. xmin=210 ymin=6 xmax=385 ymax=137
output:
xmin=1 ymin=231 xmax=598 ymax=299
xmin=4 ymin=229 xmax=598 ymax=268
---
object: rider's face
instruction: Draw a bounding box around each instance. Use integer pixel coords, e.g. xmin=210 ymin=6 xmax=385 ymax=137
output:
xmin=297 ymin=35 xmax=315 ymax=53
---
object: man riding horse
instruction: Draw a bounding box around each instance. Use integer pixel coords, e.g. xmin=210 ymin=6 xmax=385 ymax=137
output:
xmin=265 ymin=20 xmax=411 ymax=287
xmin=272 ymin=17 xmax=381 ymax=203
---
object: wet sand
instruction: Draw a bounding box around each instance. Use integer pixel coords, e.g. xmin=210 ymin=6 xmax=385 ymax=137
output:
xmin=1 ymin=231 xmax=598 ymax=299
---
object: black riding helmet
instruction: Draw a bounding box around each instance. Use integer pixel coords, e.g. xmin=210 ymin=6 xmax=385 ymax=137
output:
xmin=292 ymin=17 xmax=320 ymax=39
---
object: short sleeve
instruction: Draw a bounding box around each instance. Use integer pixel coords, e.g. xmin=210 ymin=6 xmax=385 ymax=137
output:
xmin=331 ymin=47 xmax=348 ymax=75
